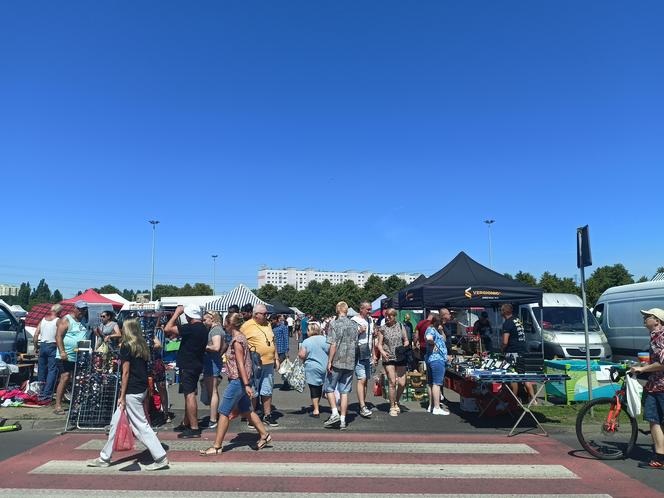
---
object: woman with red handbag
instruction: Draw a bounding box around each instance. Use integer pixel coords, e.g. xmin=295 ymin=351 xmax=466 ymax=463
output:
xmin=87 ymin=319 xmax=169 ymax=471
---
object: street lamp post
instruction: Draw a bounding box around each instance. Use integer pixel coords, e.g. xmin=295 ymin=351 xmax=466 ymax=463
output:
xmin=484 ymin=219 xmax=495 ymax=269
xmin=149 ymin=220 xmax=160 ymax=301
xmin=211 ymin=254 xmax=218 ymax=295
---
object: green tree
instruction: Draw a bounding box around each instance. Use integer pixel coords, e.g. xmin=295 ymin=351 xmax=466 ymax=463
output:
xmin=277 ymin=284 xmax=297 ymax=306
xmin=97 ymin=284 xmax=121 ymax=294
xmin=18 ymin=282 xmax=31 ymax=307
xmin=538 ymin=272 xmax=563 ymax=293
xmin=191 ymin=283 xmax=213 ymax=295
xmin=657 ymin=266 xmax=664 ymax=273
xmin=257 ymin=284 xmax=279 ymax=302
xmin=637 ymin=275 xmax=649 ymax=283
xmin=586 ymin=264 xmax=634 ymax=306
xmin=306 ymin=281 xmax=322 ymax=295
xmin=153 ymin=284 xmax=180 ymax=300
xmin=503 ymin=273 xmax=514 ymax=279
xmin=30 ymin=279 xmax=52 ymax=304
xmin=384 ymin=275 xmax=408 ymax=297
xmin=514 ymin=271 xmax=537 ymax=287
xmin=121 ymin=289 xmax=135 ymax=301
xmin=363 ymin=275 xmax=385 ymax=300
xmin=52 ymin=289 xmax=63 ymax=302
xmin=557 ymin=277 xmax=580 ymax=295
xmin=293 ymin=289 xmax=317 ymax=315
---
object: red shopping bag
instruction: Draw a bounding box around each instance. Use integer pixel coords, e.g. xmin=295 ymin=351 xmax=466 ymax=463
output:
xmin=113 ymin=407 xmax=135 ymax=452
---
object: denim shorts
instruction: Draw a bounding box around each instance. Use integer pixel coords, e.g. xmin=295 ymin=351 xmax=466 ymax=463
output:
xmin=252 ymin=363 xmax=274 ymax=398
xmin=426 ymin=360 xmax=445 ymax=386
xmin=644 ymin=391 xmax=664 ymax=424
xmin=203 ymin=352 xmax=222 ymax=377
xmin=218 ymin=379 xmax=252 ymax=417
xmin=323 ymin=367 xmax=353 ymax=394
xmin=354 ymin=359 xmax=372 ymax=380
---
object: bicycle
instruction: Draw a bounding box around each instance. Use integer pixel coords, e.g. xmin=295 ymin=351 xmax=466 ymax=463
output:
xmin=576 ymin=366 xmax=646 ymax=460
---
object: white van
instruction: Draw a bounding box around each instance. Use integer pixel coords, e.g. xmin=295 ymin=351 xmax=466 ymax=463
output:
xmin=594 ymin=280 xmax=664 ymax=357
xmin=518 ymin=293 xmax=612 ymax=360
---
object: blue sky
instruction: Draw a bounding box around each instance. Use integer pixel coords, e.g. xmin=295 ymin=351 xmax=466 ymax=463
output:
xmin=1 ymin=1 xmax=663 ymax=297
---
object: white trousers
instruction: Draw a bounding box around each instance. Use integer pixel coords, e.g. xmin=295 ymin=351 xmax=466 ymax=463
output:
xmin=100 ymin=390 xmax=166 ymax=462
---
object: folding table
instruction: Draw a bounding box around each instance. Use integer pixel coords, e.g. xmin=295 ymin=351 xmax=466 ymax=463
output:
xmin=471 ymin=373 xmax=570 ymax=437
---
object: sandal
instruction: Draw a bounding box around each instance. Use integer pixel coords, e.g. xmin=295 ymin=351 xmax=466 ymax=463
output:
xmin=53 ymin=408 xmax=65 ymax=415
xmin=254 ymin=433 xmax=272 ymax=451
xmin=199 ymin=446 xmax=223 ymax=456
xmin=638 ymin=459 xmax=664 ymax=469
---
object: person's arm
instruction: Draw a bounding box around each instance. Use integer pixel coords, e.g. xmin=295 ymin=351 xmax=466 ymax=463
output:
xmin=631 ymin=363 xmax=664 ymax=374
xmin=153 ymin=335 xmax=162 ymax=350
xmin=56 ymin=318 xmax=68 ymax=362
xmin=33 ymin=321 xmax=42 ymax=349
xmin=164 ymin=306 xmax=184 ymax=337
xmin=235 ymin=341 xmax=254 ymax=399
xmin=376 ymin=328 xmax=388 ymax=361
xmin=501 ymin=332 xmax=510 ymax=352
xmin=118 ymin=359 xmax=129 ymax=409
xmin=327 ymin=343 xmax=337 ymax=372
xmin=401 ymin=324 xmax=410 ymax=348
xmin=206 ymin=334 xmax=221 ymax=353
xmin=110 ymin=323 xmax=122 ymax=340
xmin=298 ymin=344 xmax=307 ymax=361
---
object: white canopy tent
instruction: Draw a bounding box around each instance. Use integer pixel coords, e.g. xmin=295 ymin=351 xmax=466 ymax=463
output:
xmin=101 ymin=293 xmax=131 ymax=306
xmin=371 ymin=294 xmax=387 ymax=311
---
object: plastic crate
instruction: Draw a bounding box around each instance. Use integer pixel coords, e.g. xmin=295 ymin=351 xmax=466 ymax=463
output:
xmin=544 ymin=359 xmax=620 ymax=404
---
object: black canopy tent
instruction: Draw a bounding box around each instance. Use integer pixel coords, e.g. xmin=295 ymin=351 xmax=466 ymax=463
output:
xmin=382 ymin=274 xmax=427 ymax=309
xmin=269 ymin=298 xmax=295 ymax=315
xmin=397 ymin=251 xmax=543 ymax=310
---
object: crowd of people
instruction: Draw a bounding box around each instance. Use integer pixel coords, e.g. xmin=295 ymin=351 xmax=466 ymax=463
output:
xmin=30 ymin=296 xmax=544 ymax=471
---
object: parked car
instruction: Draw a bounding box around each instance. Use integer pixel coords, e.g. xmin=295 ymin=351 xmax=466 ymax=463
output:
xmin=594 ymin=280 xmax=664 ymax=357
xmin=0 ymin=300 xmax=28 ymax=354
xmin=518 ymin=293 xmax=612 ymax=360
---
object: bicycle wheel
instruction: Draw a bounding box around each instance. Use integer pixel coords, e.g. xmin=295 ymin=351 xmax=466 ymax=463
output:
xmin=576 ymin=396 xmax=638 ymax=460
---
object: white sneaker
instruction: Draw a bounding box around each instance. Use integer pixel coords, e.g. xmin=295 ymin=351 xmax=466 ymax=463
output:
xmin=144 ymin=458 xmax=169 ymax=471
xmin=86 ymin=458 xmax=110 ymax=468
xmin=432 ymin=406 xmax=450 ymax=416
xmin=426 ymin=404 xmax=432 ymax=413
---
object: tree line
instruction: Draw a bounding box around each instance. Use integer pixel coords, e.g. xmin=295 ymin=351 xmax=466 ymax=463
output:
xmin=1 ymin=264 xmax=661 ymax=312
xmin=255 ymin=274 xmax=410 ymax=318
xmin=0 ymin=281 xmax=212 ymax=310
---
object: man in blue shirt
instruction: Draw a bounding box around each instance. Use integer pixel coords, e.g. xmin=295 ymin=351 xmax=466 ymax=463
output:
xmin=271 ymin=315 xmax=290 ymax=389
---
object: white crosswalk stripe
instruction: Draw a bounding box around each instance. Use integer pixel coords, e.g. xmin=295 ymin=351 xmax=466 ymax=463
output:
xmin=31 ymin=460 xmax=578 ymax=479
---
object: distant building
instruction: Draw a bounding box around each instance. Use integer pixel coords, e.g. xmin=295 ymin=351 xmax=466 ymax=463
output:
xmin=257 ymin=267 xmax=420 ymax=291
xmin=0 ymin=284 xmax=19 ymax=297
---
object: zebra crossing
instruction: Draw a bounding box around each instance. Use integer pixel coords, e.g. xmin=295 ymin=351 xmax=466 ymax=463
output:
xmin=0 ymin=431 xmax=659 ymax=497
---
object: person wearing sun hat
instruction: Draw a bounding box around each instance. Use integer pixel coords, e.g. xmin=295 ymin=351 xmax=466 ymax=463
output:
xmin=164 ymin=304 xmax=208 ymax=438
xmin=630 ymin=308 xmax=664 ymax=469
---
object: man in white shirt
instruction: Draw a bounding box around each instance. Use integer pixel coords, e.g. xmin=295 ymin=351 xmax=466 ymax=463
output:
xmin=352 ymin=301 xmax=375 ymax=418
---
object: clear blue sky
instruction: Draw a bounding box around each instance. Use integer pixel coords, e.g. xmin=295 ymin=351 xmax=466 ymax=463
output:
xmin=1 ymin=1 xmax=663 ymax=297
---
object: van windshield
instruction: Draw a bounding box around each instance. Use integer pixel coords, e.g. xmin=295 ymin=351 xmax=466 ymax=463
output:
xmin=536 ymin=307 xmax=600 ymax=332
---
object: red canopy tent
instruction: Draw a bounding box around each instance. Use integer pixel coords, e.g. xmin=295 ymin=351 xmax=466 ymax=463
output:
xmin=61 ymin=289 xmax=124 ymax=310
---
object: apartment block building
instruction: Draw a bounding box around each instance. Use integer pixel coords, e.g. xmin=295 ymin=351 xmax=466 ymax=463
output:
xmin=257 ymin=267 xmax=420 ymax=291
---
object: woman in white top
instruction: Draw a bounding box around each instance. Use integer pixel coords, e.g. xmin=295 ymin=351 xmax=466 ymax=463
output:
xmin=33 ymin=304 xmax=62 ymax=401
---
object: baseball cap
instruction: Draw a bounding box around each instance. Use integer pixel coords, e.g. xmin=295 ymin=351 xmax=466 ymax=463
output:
xmin=75 ymin=300 xmax=88 ymax=309
xmin=184 ymin=305 xmax=202 ymax=320
xmin=640 ymin=308 xmax=664 ymax=323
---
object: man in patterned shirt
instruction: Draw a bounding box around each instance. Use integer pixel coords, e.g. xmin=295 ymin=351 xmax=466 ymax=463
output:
xmin=323 ymin=301 xmax=357 ymax=430
xmin=630 ymin=308 xmax=664 ymax=469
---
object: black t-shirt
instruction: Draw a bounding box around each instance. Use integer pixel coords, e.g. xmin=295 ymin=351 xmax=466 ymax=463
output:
xmin=120 ymin=345 xmax=148 ymax=395
xmin=502 ymin=316 xmax=527 ymax=353
xmin=176 ymin=322 xmax=208 ymax=371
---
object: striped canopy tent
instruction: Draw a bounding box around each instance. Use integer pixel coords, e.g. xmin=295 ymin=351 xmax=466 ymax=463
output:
xmin=205 ymin=284 xmax=272 ymax=312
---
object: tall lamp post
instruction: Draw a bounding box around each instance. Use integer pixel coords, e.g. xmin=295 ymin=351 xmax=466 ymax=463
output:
xmin=149 ymin=220 xmax=160 ymax=301
xmin=484 ymin=219 xmax=495 ymax=269
xmin=211 ymin=254 xmax=218 ymax=295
